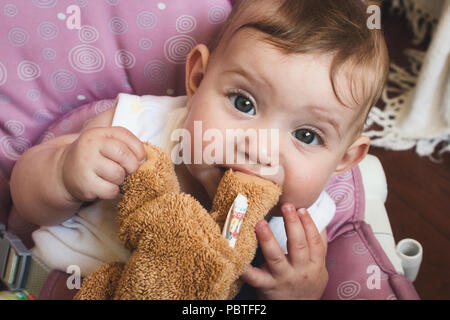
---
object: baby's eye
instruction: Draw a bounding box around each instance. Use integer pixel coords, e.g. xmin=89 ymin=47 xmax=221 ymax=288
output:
xmin=292 ymin=128 xmax=322 ymax=145
xmin=228 ymin=94 xmax=256 ymax=116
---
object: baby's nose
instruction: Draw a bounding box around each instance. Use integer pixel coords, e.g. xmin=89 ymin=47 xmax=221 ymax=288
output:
xmin=234 ymin=133 xmax=284 ymax=185
xmin=235 ymin=135 xmax=271 ymax=165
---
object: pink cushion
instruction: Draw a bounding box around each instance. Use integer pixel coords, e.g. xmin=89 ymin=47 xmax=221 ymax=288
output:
xmin=0 ymin=0 xmax=419 ymax=299
xmin=323 ymin=167 xmax=419 ymax=299
xmin=0 ymin=0 xmax=232 ymax=178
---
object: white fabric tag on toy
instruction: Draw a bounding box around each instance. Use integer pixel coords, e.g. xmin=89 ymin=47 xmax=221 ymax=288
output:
xmin=222 ymin=193 xmax=248 ymax=248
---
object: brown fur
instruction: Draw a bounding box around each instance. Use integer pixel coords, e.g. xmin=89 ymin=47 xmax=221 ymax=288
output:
xmin=74 ymin=143 xmax=281 ymax=300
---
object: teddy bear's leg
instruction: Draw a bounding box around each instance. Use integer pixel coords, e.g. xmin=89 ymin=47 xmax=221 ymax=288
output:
xmin=117 ymin=143 xmax=180 ymax=250
xmin=112 ymin=193 xmax=236 ymax=300
xmin=211 ymin=169 xmax=281 ymax=231
xmin=73 ymin=262 xmax=124 ymax=300
xmin=210 ymin=169 xmax=281 ymax=298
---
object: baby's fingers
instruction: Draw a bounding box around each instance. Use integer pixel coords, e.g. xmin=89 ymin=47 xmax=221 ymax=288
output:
xmin=281 ymin=203 xmax=309 ymax=266
xmin=240 ymin=265 xmax=273 ymax=289
xmin=256 ymin=220 xmax=290 ymax=279
xmin=100 ymin=139 xmax=140 ymax=174
xmin=298 ymin=208 xmax=326 ymax=264
xmin=95 ymin=157 xmax=126 ymax=185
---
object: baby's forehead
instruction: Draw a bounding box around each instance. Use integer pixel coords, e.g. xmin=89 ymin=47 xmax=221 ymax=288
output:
xmin=209 ymin=0 xmax=387 ymax=140
xmin=217 ymin=35 xmax=362 ymax=133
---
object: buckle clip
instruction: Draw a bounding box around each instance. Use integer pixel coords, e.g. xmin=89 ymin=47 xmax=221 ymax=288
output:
xmin=0 ymin=225 xmax=31 ymax=290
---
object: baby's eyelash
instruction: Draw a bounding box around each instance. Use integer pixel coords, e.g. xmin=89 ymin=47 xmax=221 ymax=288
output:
xmin=227 ymin=88 xmax=256 ymax=104
xmin=299 ymin=126 xmax=326 ymax=145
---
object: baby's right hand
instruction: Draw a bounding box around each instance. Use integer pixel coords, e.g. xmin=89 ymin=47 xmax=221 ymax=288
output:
xmin=61 ymin=127 xmax=145 ymax=202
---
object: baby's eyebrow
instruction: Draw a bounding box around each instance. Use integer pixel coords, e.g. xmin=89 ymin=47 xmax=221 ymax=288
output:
xmin=223 ymin=66 xmax=274 ymax=94
xmin=225 ymin=66 xmax=343 ymax=140
xmin=308 ymin=106 xmax=342 ymax=139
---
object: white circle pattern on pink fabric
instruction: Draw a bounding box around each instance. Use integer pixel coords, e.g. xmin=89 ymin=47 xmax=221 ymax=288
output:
xmin=69 ymin=45 xmax=105 ymax=74
xmin=5 ymin=120 xmax=25 ymax=137
xmin=137 ymin=11 xmax=157 ymax=29
xmin=0 ymin=136 xmax=31 ymax=161
xmin=208 ymin=5 xmax=227 ymax=24
xmin=4 ymin=4 xmax=18 ymax=17
xmin=32 ymin=0 xmax=58 ymax=9
xmin=0 ymin=0 xmax=234 ymax=178
xmin=33 ymin=109 xmax=54 ymax=124
xmin=337 ymin=280 xmax=361 ymax=300
xmin=139 ymin=38 xmax=152 ymax=50
xmin=42 ymin=48 xmax=57 ymax=60
xmin=109 ymin=16 xmax=128 ymax=34
xmin=94 ymin=100 xmax=114 ymax=114
xmin=76 ymin=0 xmax=88 ymax=8
xmin=78 ymin=25 xmax=99 ymax=43
xmin=39 ymin=131 xmax=55 ymax=144
xmin=8 ymin=27 xmax=30 ymax=47
xmin=114 ymin=49 xmax=136 ymax=69
xmin=335 ymin=170 xmax=353 ymax=181
xmin=27 ymin=89 xmax=41 ymax=102
xmin=0 ymin=62 xmax=7 ymax=86
xmin=51 ymin=69 xmax=78 ymax=92
xmin=163 ymin=35 xmax=197 ymax=64
xmin=176 ymin=15 xmax=197 ymax=33
xmin=352 ymin=242 xmax=368 ymax=255
xmin=106 ymin=0 xmax=120 ymax=6
xmin=144 ymin=60 xmax=169 ymax=84
xmin=326 ymin=182 xmax=355 ymax=212
xmin=17 ymin=60 xmax=41 ymax=81
xmin=37 ymin=21 xmax=59 ymax=40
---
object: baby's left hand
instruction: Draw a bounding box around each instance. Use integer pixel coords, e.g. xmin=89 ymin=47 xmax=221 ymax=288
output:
xmin=240 ymin=203 xmax=328 ymax=300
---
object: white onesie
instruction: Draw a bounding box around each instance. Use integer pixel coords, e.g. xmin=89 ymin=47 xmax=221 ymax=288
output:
xmin=31 ymin=93 xmax=336 ymax=277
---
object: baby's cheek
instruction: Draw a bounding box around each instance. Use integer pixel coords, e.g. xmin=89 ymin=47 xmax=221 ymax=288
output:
xmin=281 ymin=172 xmax=327 ymax=209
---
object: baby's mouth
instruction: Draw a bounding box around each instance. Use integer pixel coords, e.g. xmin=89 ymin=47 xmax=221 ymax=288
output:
xmin=217 ymin=164 xmax=262 ymax=179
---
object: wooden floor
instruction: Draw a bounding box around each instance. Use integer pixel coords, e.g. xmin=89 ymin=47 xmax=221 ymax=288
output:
xmin=369 ymin=147 xmax=450 ymax=300
xmin=369 ymin=6 xmax=450 ymax=300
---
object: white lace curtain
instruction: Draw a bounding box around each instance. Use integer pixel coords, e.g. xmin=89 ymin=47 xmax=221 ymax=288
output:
xmin=365 ymin=0 xmax=450 ymax=161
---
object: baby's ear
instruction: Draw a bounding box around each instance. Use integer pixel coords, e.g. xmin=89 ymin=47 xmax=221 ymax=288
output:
xmin=185 ymin=44 xmax=210 ymax=98
xmin=333 ymin=135 xmax=370 ymax=176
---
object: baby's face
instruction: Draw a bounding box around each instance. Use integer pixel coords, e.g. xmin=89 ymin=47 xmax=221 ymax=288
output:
xmin=182 ymin=28 xmax=367 ymax=213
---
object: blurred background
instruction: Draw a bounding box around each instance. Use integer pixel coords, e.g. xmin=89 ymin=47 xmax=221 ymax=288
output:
xmin=368 ymin=0 xmax=450 ymax=299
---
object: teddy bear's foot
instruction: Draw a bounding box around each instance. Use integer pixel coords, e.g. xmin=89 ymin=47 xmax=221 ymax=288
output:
xmin=209 ymin=169 xmax=281 ymax=297
xmin=74 ymin=262 xmax=124 ymax=300
xmin=211 ymin=169 xmax=281 ymax=230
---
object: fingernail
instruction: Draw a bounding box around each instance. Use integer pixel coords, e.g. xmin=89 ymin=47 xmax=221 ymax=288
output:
xmin=282 ymin=203 xmax=295 ymax=214
xmin=297 ymin=208 xmax=307 ymax=215
xmin=255 ymin=220 xmax=268 ymax=232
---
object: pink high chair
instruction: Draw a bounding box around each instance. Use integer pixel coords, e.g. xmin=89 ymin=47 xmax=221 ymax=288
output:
xmin=0 ymin=0 xmax=420 ymax=300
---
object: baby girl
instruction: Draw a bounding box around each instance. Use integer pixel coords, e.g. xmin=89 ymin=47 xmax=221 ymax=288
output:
xmin=10 ymin=0 xmax=388 ymax=299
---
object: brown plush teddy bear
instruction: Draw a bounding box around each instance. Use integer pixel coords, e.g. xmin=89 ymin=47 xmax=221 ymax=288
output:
xmin=74 ymin=143 xmax=281 ymax=300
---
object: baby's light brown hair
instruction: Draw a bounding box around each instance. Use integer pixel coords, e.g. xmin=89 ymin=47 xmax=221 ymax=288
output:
xmin=210 ymin=0 xmax=389 ymax=136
